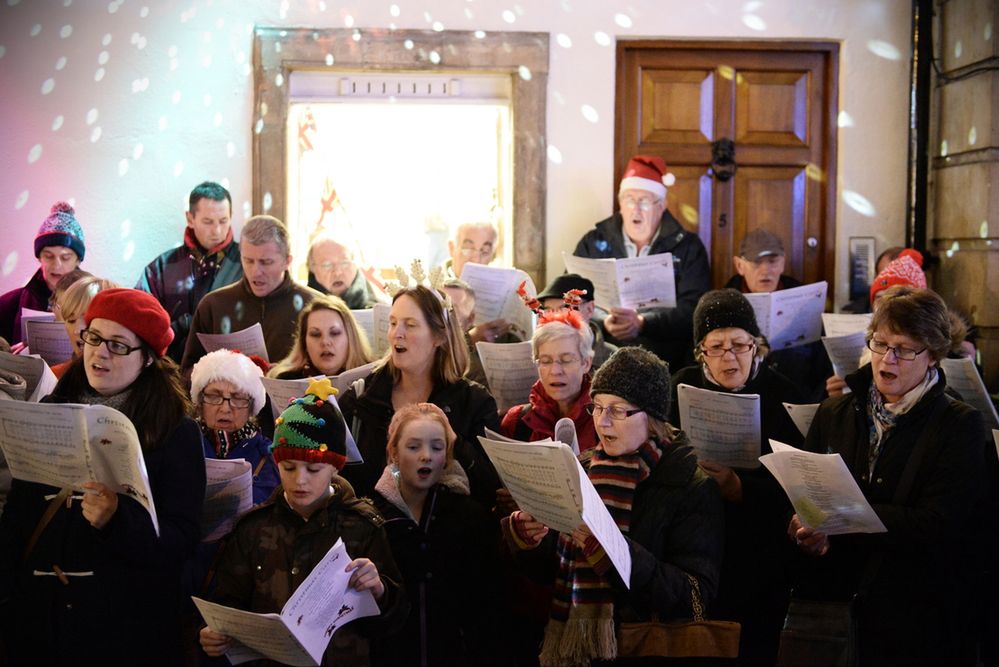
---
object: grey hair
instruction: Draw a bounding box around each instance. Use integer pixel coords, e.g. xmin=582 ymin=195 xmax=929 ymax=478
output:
xmin=531 ymin=321 xmax=594 ymax=362
xmin=241 ymin=215 xmax=290 ymax=257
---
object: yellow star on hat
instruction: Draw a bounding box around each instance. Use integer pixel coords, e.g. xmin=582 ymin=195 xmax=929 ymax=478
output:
xmin=305 ymin=377 xmax=338 ymax=401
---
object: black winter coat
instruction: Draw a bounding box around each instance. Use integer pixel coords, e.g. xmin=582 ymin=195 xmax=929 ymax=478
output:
xmin=796 ymin=364 xmax=987 ymax=666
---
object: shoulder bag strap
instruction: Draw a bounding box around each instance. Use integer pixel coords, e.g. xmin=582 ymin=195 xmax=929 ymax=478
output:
xmin=23 ymin=487 xmax=73 ymax=562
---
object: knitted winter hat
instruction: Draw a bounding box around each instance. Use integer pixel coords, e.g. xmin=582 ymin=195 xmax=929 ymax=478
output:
xmin=271 ymin=378 xmax=347 ymax=470
xmin=693 ymin=288 xmax=762 ymax=343
xmin=619 ymin=155 xmax=676 ymax=199
xmin=869 ymin=249 xmax=926 ymax=304
xmin=190 ymin=349 xmax=266 ymax=412
xmin=590 ymin=347 xmax=671 ymax=421
xmin=84 ymin=288 xmax=173 ymax=357
xmin=35 ymin=201 xmax=86 ymax=260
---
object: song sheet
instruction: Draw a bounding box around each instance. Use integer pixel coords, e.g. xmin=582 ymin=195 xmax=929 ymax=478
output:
xmin=760 ymin=440 xmax=886 ymax=535
xmin=745 ymin=281 xmax=827 ymax=349
xmin=349 ymin=310 xmax=375 ymax=351
xmin=475 ymin=341 xmax=536 ymax=413
xmin=202 ymin=458 xmax=252 ymax=542
xmin=993 ymin=430 xmax=999 ymax=460
xmin=821 ymin=312 xmax=871 ymax=338
xmin=193 ymin=538 xmax=379 ymax=666
xmin=25 ymin=320 xmax=73 ymax=366
xmin=459 ymin=263 xmax=537 ymax=341
xmin=479 ymin=436 xmax=631 ymax=587
xmin=940 ymin=357 xmax=999 ymax=429
xmin=258 ymin=377 xmax=364 ymax=464
xmin=676 ymin=384 xmax=761 ymax=469
xmin=370 ymin=304 xmax=391 ymax=357
xmin=562 ymin=253 xmax=677 ymax=311
xmin=0 ymin=352 xmax=58 ymax=401
xmin=783 ymin=403 xmax=820 ymax=438
xmin=483 ymin=427 xmax=518 ymax=443
xmin=18 ymin=307 xmax=54 ymax=344
xmin=0 ymin=401 xmax=159 ymax=534
xmin=822 ymin=331 xmax=867 ymax=378
xmin=197 ymin=322 xmax=269 ymax=361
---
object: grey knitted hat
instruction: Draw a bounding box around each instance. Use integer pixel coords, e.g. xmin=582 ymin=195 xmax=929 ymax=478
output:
xmin=590 ymin=347 xmax=671 ymax=421
xmin=693 ymin=288 xmax=761 ymax=344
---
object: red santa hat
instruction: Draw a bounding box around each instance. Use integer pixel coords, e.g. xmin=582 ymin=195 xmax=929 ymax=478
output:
xmin=619 ymin=155 xmax=676 ymax=200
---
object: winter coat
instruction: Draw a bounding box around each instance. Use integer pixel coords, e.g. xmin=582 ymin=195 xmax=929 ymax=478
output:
xmin=136 ymin=227 xmax=243 ymax=363
xmin=0 ymin=269 xmax=51 ymax=346
xmin=210 ymin=477 xmax=407 ymax=667
xmin=200 ymin=427 xmax=280 ymax=506
xmin=500 ymin=374 xmax=598 ymax=453
xmin=370 ymin=463 xmax=509 ymax=666
xmin=795 ymin=364 xmax=987 ymax=665
xmin=181 ymin=274 xmax=323 ymax=373
xmin=0 ymin=404 xmax=206 ymax=666
xmin=670 ymin=362 xmax=803 ymax=664
xmin=308 ymin=268 xmax=386 ymax=310
xmin=573 ymin=211 xmax=711 ymax=371
xmin=337 ymin=364 xmax=502 ymax=508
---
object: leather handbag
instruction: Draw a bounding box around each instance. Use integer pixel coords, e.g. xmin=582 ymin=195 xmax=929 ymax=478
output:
xmin=617 ymin=574 xmax=741 ymax=659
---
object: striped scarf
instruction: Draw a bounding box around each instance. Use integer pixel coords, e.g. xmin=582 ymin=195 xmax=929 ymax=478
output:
xmin=540 ymin=439 xmax=663 ymax=667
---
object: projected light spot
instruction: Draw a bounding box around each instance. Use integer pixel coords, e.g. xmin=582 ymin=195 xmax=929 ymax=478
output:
xmin=742 ymin=15 xmax=766 ymax=30
xmin=344 ymin=14 xmax=355 ymax=28
xmin=475 ymin=30 xmax=486 ymax=39
xmin=403 ymin=39 xmax=414 ymax=49
xmin=131 ymin=32 xmax=140 ymax=44
xmin=502 ymin=10 xmax=516 ymax=23
xmin=805 ymin=163 xmax=824 ymax=181
xmin=86 ymin=108 xmax=98 ymax=125
xmin=94 ymin=68 xmax=105 ymax=82
xmin=90 ymin=127 xmax=102 ymax=142
xmin=3 ymin=251 xmax=18 ymax=277
xmin=940 ymin=140 xmax=948 ymax=156
xmin=352 ymin=30 xmax=361 ymax=42
xmin=140 ymin=6 xmax=148 ymax=18
xmin=390 ymin=4 xmax=400 ymax=17
xmin=159 ymin=116 xmax=168 ymax=130
xmin=260 ymin=101 xmax=268 ymax=116
xmin=220 ymin=177 xmax=230 ymax=189
xmin=132 ymin=78 xmax=150 ymax=93
xmin=432 ymin=21 xmax=444 ymax=32
xmin=55 ymin=56 xmax=67 ymax=70
xmin=681 ymin=205 xmax=699 ymax=225
xmin=556 ymin=33 xmax=572 ymax=48
xmin=214 ymin=112 xmax=223 ymax=127
xmin=594 ymin=31 xmax=610 ymax=46
xmin=137 ymin=36 xmax=147 ymax=50
xmin=463 ymin=7 xmax=473 ymax=19
xmin=547 ymin=145 xmax=563 ymax=164
xmin=52 ymin=115 xmax=64 ymax=131
xmin=518 ymin=65 xmax=532 ymax=81
xmin=968 ymin=126 xmax=977 ymax=145
xmin=123 ymin=240 xmax=134 ymax=261
xmin=254 ymin=118 xmax=264 ymax=134
xmin=743 ymin=0 xmax=763 ymax=10
xmin=614 ymin=13 xmax=632 ymax=28
xmin=319 ymin=0 xmax=327 ymax=10
xmin=118 ymin=159 xmax=129 ymax=176
xmin=553 ymin=91 xmax=565 ymax=105
xmin=986 ymin=23 xmax=993 ymax=40
xmin=204 ymin=94 xmax=213 ymax=106
xmin=867 ymin=40 xmax=901 ymax=60
xmin=275 ymin=73 xmax=284 ymax=87
xmin=98 ymin=50 xmax=109 ymax=64
xmin=226 ymin=142 xmax=235 ymax=158
xmin=581 ymin=105 xmax=599 ymax=123
xmin=60 ymin=25 xmax=73 ymax=38
xmin=121 ymin=219 xmax=130 ymax=238
xmin=15 ymin=191 xmax=29 ymax=210
xmin=41 ymin=78 xmax=55 ymax=94
xmin=174 ymin=161 xmax=183 ymax=177
xmin=954 ymin=41 xmax=962 ymax=59
xmin=429 ymin=51 xmax=441 ymax=64
xmin=981 ymin=221 xmax=989 ymax=238
xmin=293 ymin=294 xmax=304 ymax=312
xmin=132 ymin=143 xmax=142 ymax=160
xmin=170 ymin=90 xmax=182 ymax=105
xmin=325 ymin=53 xmax=334 ymax=65
xmin=108 ymin=1 xmax=119 ymax=13
xmin=842 ymin=190 xmax=876 ymax=217
xmin=243 ymin=201 xmax=252 ymax=218
xmin=263 ymin=192 xmax=273 ymax=212
xmin=28 ymin=145 xmax=42 ymax=164
xmin=837 ymin=111 xmax=854 ymax=127
xmin=102 ymin=33 xmax=112 ymax=46
xmin=31 ymin=24 xmax=42 ymax=37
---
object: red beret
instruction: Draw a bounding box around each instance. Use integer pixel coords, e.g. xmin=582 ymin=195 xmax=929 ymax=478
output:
xmin=84 ymin=288 xmax=174 ymax=357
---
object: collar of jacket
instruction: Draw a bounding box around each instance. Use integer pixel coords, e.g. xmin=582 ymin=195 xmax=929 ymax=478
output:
xmin=238 ymin=272 xmax=296 ymax=302
xmin=307 ymin=268 xmax=368 ymax=307
xmin=183 ymin=225 xmax=235 ymax=258
xmin=596 ymin=209 xmax=687 ymax=256
xmin=373 ymin=460 xmax=470 ymax=522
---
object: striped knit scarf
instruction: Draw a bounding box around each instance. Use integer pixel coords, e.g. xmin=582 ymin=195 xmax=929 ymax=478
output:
xmin=540 ymin=439 xmax=663 ymax=667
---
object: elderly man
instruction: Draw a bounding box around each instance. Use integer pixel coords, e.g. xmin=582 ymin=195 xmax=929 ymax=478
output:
xmin=137 ymin=181 xmax=243 ymax=362
xmin=305 ymin=235 xmax=385 ymax=309
xmin=445 ymin=221 xmax=498 ymax=279
xmin=536 ymin=273 xmax=617 ymax=370
xmin=181 ymin=215 xmax=321 ymax=373
xmin=573 ymin=154 xmax=711 ymax=370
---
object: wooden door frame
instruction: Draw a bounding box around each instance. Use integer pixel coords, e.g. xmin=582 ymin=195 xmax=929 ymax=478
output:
xmin=614 ymin=39 xmax=839 ymax=297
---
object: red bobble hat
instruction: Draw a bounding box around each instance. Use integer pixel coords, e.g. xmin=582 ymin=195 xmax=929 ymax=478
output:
xmin=619 ymin=155 xmax=676 ymax=199
xmin=869 ymin=249 xmax=927 ymax=305
xmin=84 ymin=288 xmax=174 ymax=357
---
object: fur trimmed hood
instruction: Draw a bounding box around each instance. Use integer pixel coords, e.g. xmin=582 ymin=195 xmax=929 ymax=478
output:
xmin=373 ymin=458 xmax=470 ymax=521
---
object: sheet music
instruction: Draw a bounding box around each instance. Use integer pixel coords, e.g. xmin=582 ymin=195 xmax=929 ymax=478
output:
xmin=993 ymin=430 xmax=998 ymax=460
xmin=18 ymin=307 xmax=54 ymax=343
xmin=761 ymin=439 xmax=886 ymax=535
xmin=745 ymin=281 xmax=827 ymax=349
xmin=821 ymin=312 xmax=871 ymax=338
xmin=197 ymin=322 xmax=269 ymax=361
xmin=783 ymin=403 xmax=820 ymax=438
xmin=483 ymin=427 xmax=519 ymax=443
xmin=25 ymin=320 xmax=73 ymax=366
xmin=575 ymin=457 xmax=632 ymax=585
xmin=259 ymin=377 xmax=364 ymax=464
xmin=563 ymin=253 xmax=676 ymax=310
xmin=0 ymin=401 xmax=159 ymax=534
xmin=475 ymin=341 xmax=536 ymax=413
xmin=202 ymin=458 xmax=253 ymax=542
xmin=349 ymin=310 xmax=375 ymax=350
xmin=940 ymin=357 xmax=999 ymax=429
xmin=192 ymin=600 xmax=312 ymax=666
xmin=459 ymin=263 xmax=536 ymax=341
xmin=676 ymin=384 xmax=761 ymax=469
xmin=0 ymin=352 xmax=58 ymax=401
xmin=822 ymin=331 xmax=867 ymax=378
xmin=370 ymin=304 xmax=391 ymax=357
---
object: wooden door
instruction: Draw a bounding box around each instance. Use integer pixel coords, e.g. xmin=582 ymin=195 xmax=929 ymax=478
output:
xmin=615 ymin=41 xmax=838 ymax=294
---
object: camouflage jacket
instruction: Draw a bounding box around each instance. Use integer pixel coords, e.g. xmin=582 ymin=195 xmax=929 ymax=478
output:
xmin=212 ymin=476 xmax=408 ymax=667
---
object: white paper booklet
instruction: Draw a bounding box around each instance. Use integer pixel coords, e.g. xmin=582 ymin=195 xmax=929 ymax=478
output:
xmin=18 ymin=307 xmax=54 ymax=344
xmin=745 ymin=281 xmax=827 ymax=349
xmin=993 ymin=430 xmax=998 ymax=460
xmin=459 ymin=263 xmax=537 ymax=341
xmin=0 ymin=352 xmax=58 ymax=401
xmin=25 ymin=320 xmax=73 ymax=366
xmin=478 ymin=436 xmax=631 ymax=587
xmin=563 ymin=252 xmax=677 ymax=311
xmin=940 ymin=357 xmax=999 ymax=429
xmin=370 ymin=304 xmax=391 ymax=358
xmin=258 ymin=377 xmax=365 ymax=464
xmin=783 ymin=403 xmax=820 ymax=438
xmin=821 ymin=330 xmax=867 ymax=378
xmin=193 ymin=538 xmax=380 ymax=666
xmin=821 ymin=312 xmax=871 ymax=338
xmin=676 ymin=384 xmax=761 ymax=469
xmin=0 ymin=401 xmax=159 ymax=534
xmin=760 ymin=439 xmax=886 ymax=535
xmin=197 ymin=322 xmax=269 ymax=362
xmin=475 ymin=340 xmax=536 ymax=413
xmin=202 ymin=458 xmax=253 ymax=542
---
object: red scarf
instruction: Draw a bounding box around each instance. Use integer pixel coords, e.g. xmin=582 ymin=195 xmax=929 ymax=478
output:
xmin=522 ymin=375 xmax=598 ymax=453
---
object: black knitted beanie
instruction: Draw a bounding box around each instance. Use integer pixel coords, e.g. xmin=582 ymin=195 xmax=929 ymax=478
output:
xmin=589 ymin=347 xmax=671 ymax=421
xmin=692 ymin=288 xmax=761 ymax=344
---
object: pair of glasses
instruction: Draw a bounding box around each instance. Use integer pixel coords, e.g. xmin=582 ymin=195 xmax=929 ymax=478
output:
xmin=535 ymin=354 xmax=580 ymax=368
xmin=458 ymin=246 xmax=494 ymax=259
xmin=867 ymin=339 xmax=926 ymax=361
xmin=312 ymin=261 xmax=353 ymax=272
xmin=700 ymin=341 xmax=755 ymax=357
xmin=80 ymin=329 xmax=143 ymax=356
xmin=585 ymin=403 xmax=643 ymax=420
xmin=202 ymin=394 xmax=253 ymax=409
xmin=619 ymin=197 xmax=661 ymax=212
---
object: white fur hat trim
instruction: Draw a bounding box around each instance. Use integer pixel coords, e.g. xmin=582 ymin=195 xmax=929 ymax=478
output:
xmin=619 ymin=176 xmax=667 ymax=199
xmin=190 ymin=348 xmax=266 ymax=412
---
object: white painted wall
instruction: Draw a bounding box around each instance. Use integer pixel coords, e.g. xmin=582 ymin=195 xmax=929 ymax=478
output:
xmin=0 ymin=0 xmax=911 ymax=308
